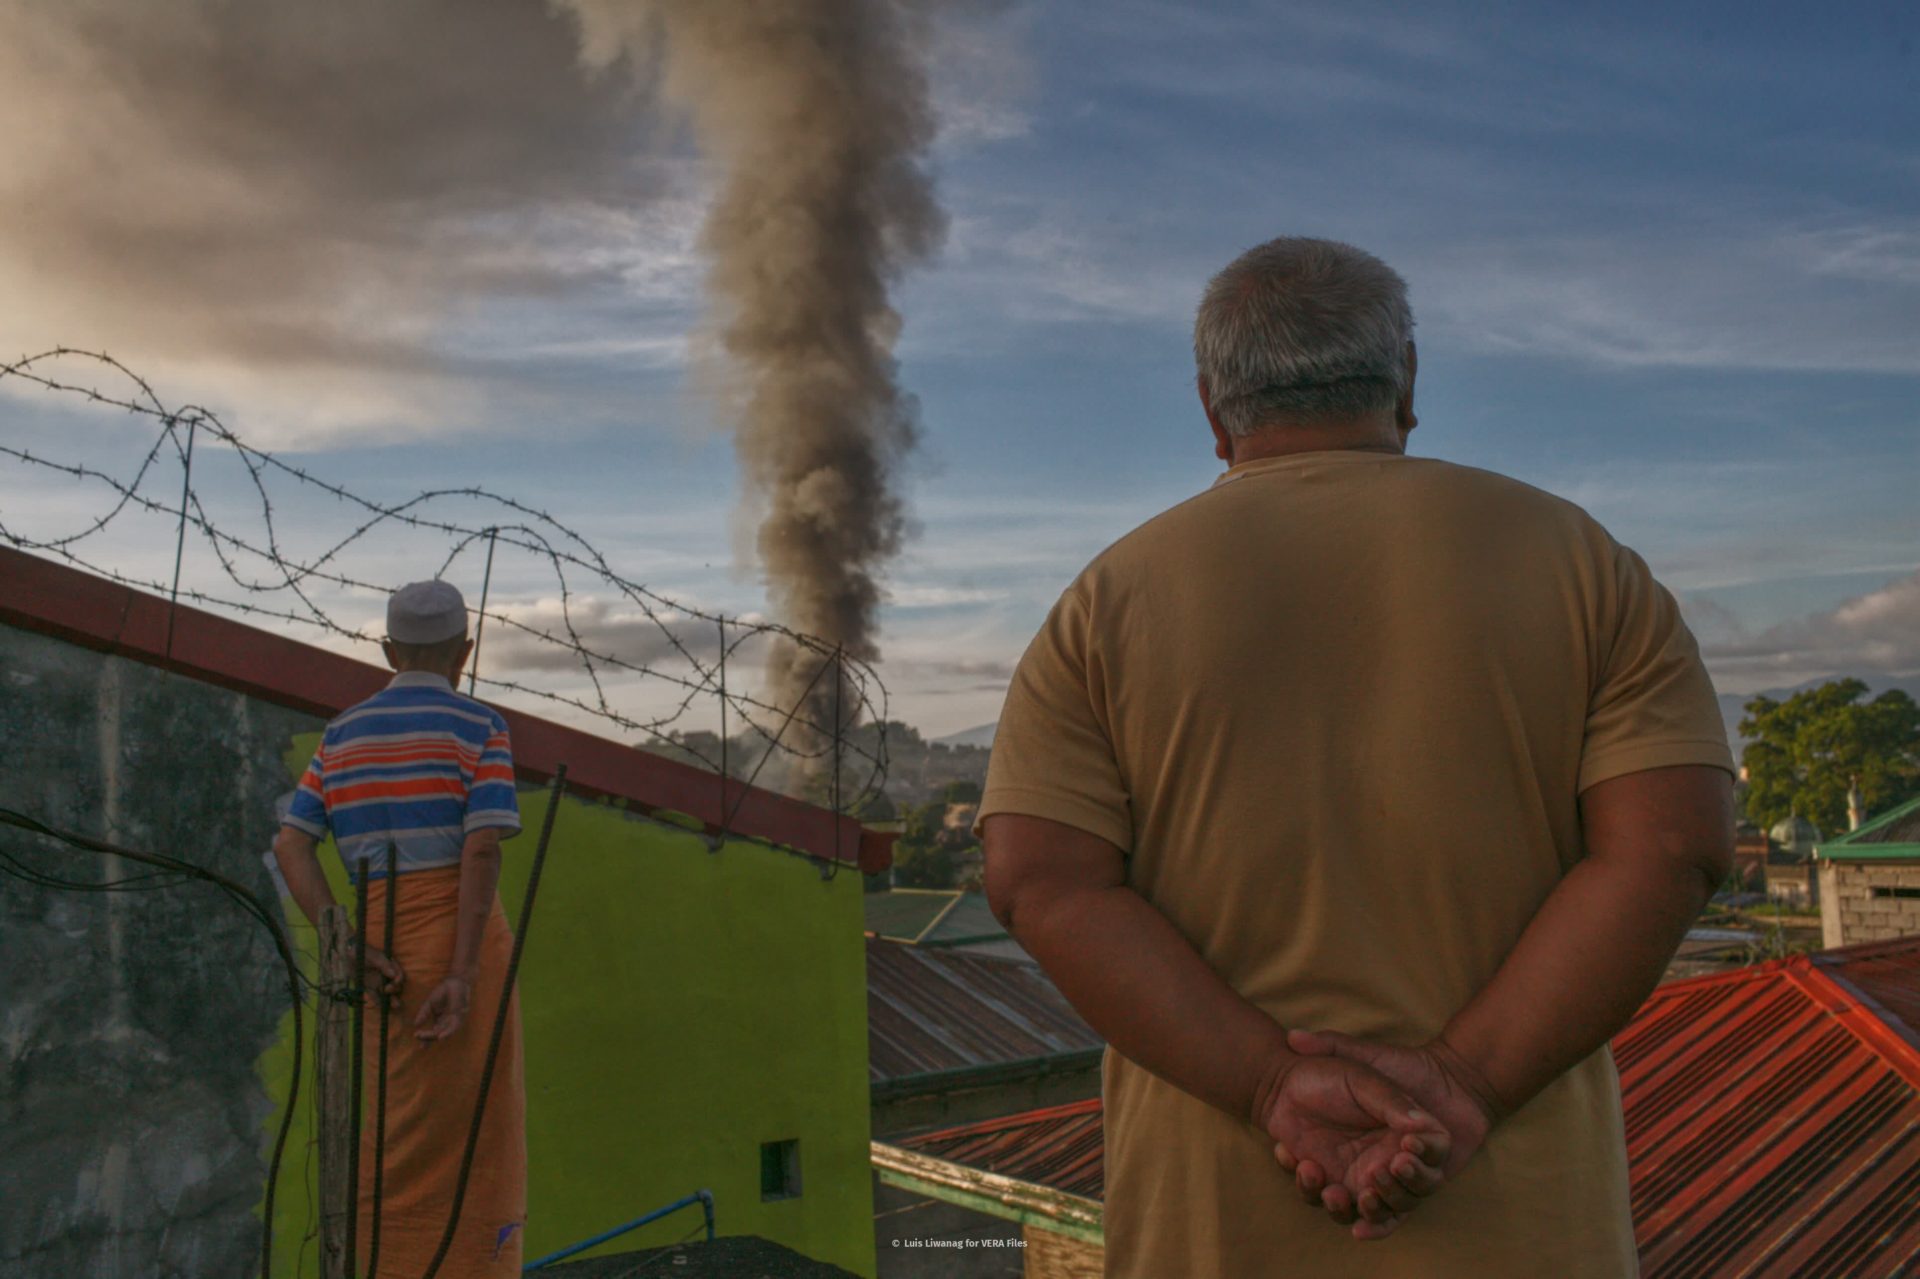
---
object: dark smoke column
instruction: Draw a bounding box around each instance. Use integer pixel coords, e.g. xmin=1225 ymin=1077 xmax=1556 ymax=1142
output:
xmin=561 ymin=1 xmax=943 ymax=753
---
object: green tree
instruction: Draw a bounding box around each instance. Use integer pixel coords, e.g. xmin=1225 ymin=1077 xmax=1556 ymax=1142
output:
xmin=1739 ymin=679 xmax=1920 ymax=833
xmin=940 ymin=780 xmax=982 ymax=805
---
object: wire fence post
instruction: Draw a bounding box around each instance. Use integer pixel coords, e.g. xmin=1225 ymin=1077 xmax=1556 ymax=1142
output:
xmin=716 ymin=618 xmax=729 ymax=844
xmin=829 ymin=646 xmax=843 ymax=879
xmin=316 ymin=905 xmax=354 ymax=1279
xmin=164 ymin=416 xmax=197 ymax=659
xmin=468 ymin=526 xmax=499 ymax=696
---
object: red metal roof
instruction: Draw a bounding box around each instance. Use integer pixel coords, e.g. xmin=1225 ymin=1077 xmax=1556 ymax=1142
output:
xmin=866 ymin=937 xmax=1101 ymax=1084
xmin=0 ymin=546 xmax=888 ymax=870
xmin=891 ymin=1099 xmax=1105 ymax=1201
xmin=882 ymin=938 xmax=1920 ymax=1275
xmin=1812 ymin=937 xmax=1920 ymax=1059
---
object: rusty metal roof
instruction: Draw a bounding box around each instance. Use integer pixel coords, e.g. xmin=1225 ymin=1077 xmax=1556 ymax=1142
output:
xmin=867 ymin=937 xmax=1102 ymax=1084
xmin=887 ymin=1099 xmax=1105 ymax=1200
xmin=881 ymin=938 xmax=1920 ymax=1276
xmin=1812 ymin=937 xmax=1920 ymax=1054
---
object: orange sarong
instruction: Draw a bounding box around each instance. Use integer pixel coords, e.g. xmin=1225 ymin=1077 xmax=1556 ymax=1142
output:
xmin=357 ymin=865 xmax=526 ymax=1277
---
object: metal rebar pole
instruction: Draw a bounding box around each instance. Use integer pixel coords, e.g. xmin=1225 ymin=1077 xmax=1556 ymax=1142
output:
xmin=366 ymin=842 xmax=397 ymax=1276
xmin=346 ymin=864 xmax=370 ymax=1273
xmin=164 ymin=418 xmax=197 ymax=659
xmin=468 ymin=527 xmax=498 ymax=696
xmin=420 ymin=764 xmax=568 ymax=1279
xmin=717 ymin=618 xmax=728 ymax=835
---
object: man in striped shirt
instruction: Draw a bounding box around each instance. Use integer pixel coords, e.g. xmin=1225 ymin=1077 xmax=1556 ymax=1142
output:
xmin=272 ymin=578 xmax=529 ymax=1275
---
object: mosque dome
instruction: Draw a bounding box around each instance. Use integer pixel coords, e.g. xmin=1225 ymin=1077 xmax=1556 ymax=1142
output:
xmin=1769 ymin=814 xmax=1821 ymax=854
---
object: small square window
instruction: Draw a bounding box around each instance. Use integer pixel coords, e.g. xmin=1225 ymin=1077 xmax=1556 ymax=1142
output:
xmin=760 ymin=1139 xmax=802 ymax=1201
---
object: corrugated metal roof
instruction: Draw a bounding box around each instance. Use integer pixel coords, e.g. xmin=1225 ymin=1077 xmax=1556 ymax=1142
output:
xmin=883 ymin=939 xmax=1920 ymax=1275
xmin=921 ymin=893 xmax=1008 ymax=946
xmin=864 ymin=889 xmax=960 ymax=942
xmin=867 ymin=937 xmax=1102 ymax=1084
xmin=889 ymin=1099 xmax=1105 ymax=1200
xmin=1814 ymin=937 xmax=1920 ymax=1054
xmin=864 ymin=889 xmax=1012 ymax=948
xmin=1819 ymin=795 xmax=1920 ymax=859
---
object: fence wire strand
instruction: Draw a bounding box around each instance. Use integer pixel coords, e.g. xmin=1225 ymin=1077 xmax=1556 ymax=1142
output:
xmin=1 ymin=348 xmax=889 ymax=822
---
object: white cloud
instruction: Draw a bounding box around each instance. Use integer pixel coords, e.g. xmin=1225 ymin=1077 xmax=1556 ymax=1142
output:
xmin=1416 ymin=219 xmax=1920 ymax=375
xmin=1702 ymin=568 xmax=1920 ymax=688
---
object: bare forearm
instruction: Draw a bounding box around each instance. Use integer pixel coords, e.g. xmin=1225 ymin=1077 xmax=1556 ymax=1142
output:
xmin=270 ymin=829 xmax=337 ymax=929
xmin=448 ymin=832 xmax=503 ymax=980
xmin=1010 ymin=882 xmax=1294 ymax=1126
xmin=1441 ymin=853 xmax=1714 ymax=1118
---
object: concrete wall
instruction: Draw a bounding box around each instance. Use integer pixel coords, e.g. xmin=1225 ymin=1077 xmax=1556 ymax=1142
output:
xmin=1820 ymin=859 xmax=1920 ymax=947
xmin=2 ymin=621 xmax=879 ymax=1279
xmin=1020 ymin=1226 xmax=1102 ymax=1279
xmin=1 ymin=622 xmax=322 ymax=1278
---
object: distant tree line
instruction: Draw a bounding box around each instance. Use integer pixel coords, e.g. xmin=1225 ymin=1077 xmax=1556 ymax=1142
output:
xmin=1739 ymin=678 xmax=1920 ymax=835
xmin=890 ymin=780 xmax=983 ymax=890
xmin=637 ymin=719 xmax=990 ymax=816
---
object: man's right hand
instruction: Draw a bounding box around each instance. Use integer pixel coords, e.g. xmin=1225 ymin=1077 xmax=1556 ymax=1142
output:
xmin=358 ymin=944 xmax=406 ymax=1004
xmin=1279 ymin=1029 xmax=1497 ymax=1213
xmin=1259 ymin=1051 xmax=1452 ymax=1240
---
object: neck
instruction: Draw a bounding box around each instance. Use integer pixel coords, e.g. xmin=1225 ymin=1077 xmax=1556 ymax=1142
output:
xmin=1226 ymin=420 xmax=1405 ymax=466
xmin=392 ymin=667 xmax=458 ymax=683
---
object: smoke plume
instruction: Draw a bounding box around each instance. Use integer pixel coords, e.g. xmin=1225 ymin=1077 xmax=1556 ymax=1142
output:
xmin=556 ymin=1 xmax=945 ymax=744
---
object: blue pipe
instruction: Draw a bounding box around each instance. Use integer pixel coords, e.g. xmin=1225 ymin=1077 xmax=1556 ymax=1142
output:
xmin=523 ymin=1189 xmax=715 ymax=1271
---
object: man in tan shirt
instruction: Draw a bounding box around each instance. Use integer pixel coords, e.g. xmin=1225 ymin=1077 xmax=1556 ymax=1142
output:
xmin=980 ymin=237 xmax=1734 ymax=1276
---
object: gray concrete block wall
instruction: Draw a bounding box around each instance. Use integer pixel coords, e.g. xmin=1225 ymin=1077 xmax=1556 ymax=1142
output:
xmin=1 ymin=622 xmax=324 ymax=1278
xmin=1822 ymin=859 xmax=1920 ymax=946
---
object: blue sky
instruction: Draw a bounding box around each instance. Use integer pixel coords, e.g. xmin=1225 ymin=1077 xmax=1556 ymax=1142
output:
xmin=1 ymin=0 xmax=1915 ymax=739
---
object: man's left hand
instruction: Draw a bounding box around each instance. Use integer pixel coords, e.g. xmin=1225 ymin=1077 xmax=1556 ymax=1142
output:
xmin=414 ymin=974 xmax=473 ymax=1042
xmin=1260 ymin=1052 xmax=1452 ymax=1240
xmin=1277 ymin=1028 xmax=1498 ymax=1236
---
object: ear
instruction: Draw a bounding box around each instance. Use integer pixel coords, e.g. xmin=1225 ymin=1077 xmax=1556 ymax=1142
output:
xmin=1395 ymin=342 xmax=1418 ymax=435
xmin=381 ymin=640 xmax=401 ymax=672
xmin=1199 ymin=377 xmax=1234 ymax=463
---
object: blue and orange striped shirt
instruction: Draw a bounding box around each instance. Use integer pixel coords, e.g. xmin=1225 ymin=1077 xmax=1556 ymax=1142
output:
xmin=283 ymin=672 xmax=521 ymax=879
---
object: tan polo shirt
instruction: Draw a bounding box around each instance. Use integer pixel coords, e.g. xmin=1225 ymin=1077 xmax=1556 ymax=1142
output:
xmin=979 ymin=450 xmax=1734 ymax=1278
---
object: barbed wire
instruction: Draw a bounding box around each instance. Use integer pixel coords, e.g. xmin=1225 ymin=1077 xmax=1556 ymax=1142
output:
xmin=0 ymin=347 xmax=889 ymax=823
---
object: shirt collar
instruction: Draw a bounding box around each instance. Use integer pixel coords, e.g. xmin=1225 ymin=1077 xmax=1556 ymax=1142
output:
xmin=1212 ymin=447 xmax=1408 ymax=489
xmin=388 ymin=670 xmax=455 ymax=691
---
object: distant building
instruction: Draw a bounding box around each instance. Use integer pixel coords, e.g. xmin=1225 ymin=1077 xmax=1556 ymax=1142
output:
xmin=1761 ymin=814 xmax=1821 ymax=907
xmin=875 ymin=937 xmax=1920 ymax=1277
xmin=1817 ymin=794 xmax=1920 ymax=948
xmin=1731 ymin=821 xmax=1770 ymax=891
xmin=864 ymin=886 xmax=1031 ymax=963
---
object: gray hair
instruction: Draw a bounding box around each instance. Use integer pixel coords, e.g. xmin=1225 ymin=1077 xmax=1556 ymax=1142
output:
xmin=1193 ymin=237 xmax=1414 ymax=435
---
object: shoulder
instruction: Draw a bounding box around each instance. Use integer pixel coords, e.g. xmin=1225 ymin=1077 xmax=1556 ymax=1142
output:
xmin=1412 ymin=457 xmax=1612 ymax=531
xmin=446 ymin=692 xmax=513 ymax=740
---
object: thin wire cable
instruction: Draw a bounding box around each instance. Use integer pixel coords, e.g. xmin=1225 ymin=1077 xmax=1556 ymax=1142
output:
xmin=0 ymin=806 xmax=303 ymax=1279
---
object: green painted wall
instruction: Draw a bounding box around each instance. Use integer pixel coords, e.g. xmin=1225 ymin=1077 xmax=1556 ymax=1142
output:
xmin=263 ymin=739 xmax=877 ymax=1277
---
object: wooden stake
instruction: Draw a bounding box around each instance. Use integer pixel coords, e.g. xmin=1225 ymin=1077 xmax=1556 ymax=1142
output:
xmin=316 ymin=904 xmax=354 ymax=1279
